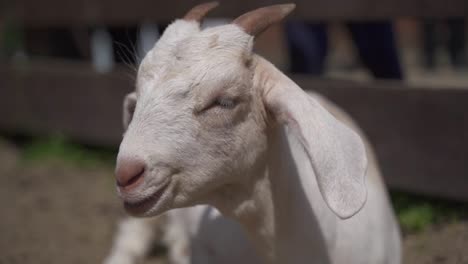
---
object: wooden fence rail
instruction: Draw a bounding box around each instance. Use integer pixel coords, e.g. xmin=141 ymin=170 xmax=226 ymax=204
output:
xmin=1 ymin=61 xmax=467 ymax=201
xmin=3 ymin=0 xmax=468 ymax=27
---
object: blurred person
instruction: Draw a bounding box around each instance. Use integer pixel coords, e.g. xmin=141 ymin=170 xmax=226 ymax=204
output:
xmin=422 ymin=18 xmax=467 ymax=69
xmin=286 ymin=21 xmax=403 ymax=79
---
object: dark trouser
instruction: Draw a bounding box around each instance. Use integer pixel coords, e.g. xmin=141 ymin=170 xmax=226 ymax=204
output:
xmin=423 ymin=18 xmax=466 ymax=69
xmin=286 ymin=21 xmax=403 ymax=79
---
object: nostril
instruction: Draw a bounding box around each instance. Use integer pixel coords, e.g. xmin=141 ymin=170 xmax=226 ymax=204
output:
xmin=115 ymin=158 xmax=146 ymax=189
xmin=117 ymin=166 xmax=145 ymax=187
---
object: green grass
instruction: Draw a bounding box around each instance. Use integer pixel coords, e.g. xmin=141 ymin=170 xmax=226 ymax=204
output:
xmin=391 ymin=191 xmax=468 ymax=233
xmin=20 ymin=135 xmax=117 ymax=168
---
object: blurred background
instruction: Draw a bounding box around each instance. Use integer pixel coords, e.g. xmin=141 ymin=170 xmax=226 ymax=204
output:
xmin=1 ymin=1 xmax=467 ymax=263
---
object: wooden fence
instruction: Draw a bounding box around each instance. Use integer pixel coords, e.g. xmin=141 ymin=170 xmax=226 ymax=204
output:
xmin=1 ymin=61 xmax=467 ymax=201
xmin=1 ymin=1 xmax=467 ymax=201
xmin=4 ymin=0 xmax=468 ymax=25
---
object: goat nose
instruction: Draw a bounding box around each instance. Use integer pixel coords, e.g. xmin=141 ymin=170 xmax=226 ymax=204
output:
xmin=115 ymin=158 xmax=146 ymax=190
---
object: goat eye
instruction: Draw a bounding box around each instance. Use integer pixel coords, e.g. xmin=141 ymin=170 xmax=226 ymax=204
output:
xmin=196 ymin=97 xmax=239 ymax=114
xmin=214 ymin=98 xmax=237 ymax=109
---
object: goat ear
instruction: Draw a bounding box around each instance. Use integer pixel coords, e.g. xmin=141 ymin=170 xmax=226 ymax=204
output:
xmin=123 ymin=92 xmax=137 ymax=132
xmin=233 ymin=4 xmax=295 ymax=37
xmin=265 ymin=85 xmax=368 ymax=219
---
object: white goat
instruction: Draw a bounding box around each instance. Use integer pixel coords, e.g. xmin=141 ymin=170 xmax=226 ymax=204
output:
xmin=104 ymin=3 xmax=402 ymax=264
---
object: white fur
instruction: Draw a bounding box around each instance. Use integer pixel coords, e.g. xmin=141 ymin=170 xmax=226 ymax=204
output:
xmin=103 ymin=217 xmax=158 ymax=264
xmin=105 ymin=16 xmax=401 ymax=264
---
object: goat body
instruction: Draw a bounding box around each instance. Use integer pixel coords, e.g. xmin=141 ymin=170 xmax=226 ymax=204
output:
xmin=105 ymin=3 xmax=401 ymax=264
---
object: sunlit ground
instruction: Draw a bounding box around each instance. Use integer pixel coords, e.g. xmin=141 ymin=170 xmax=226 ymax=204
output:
xmin=1 ymin=136 xmax=467 ymax=264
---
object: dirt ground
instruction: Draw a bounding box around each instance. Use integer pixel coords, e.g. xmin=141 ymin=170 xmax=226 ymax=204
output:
xmin=1 ymin=140 xmax=467 ymax=264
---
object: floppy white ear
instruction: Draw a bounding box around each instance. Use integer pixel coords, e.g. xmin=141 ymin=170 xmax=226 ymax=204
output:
xmin=123 ymin=92 xmax=137 ymax=132
xmin=265 ymin=84 xmax=368 ymax=219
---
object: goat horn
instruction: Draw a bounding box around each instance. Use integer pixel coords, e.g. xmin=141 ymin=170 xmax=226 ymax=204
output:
xmin=183 ymin=2 xmax=219 ymax=22
xmin=233 ymin=4 xmax=295 ymax=36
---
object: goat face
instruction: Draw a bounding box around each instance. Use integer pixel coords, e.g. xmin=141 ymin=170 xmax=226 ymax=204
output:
xmin=116 ymin=3 xmax=367 ymax=220
xmin=116 ymin=17 xmax=271 ymax=216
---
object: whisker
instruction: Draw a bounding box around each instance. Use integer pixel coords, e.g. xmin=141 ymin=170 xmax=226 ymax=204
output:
xmin=114 ymin=41 xmax=138 ymax=73
xmin=125 ymin=28 xmax=141 ymax=64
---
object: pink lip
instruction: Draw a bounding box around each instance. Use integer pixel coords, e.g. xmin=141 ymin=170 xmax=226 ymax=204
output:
xmin=123 ymin=181 xmax=169 ymax=216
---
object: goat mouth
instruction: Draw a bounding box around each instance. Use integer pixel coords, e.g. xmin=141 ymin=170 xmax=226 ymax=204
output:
xmin=123 ymin=181 xmax=169 ymax=216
